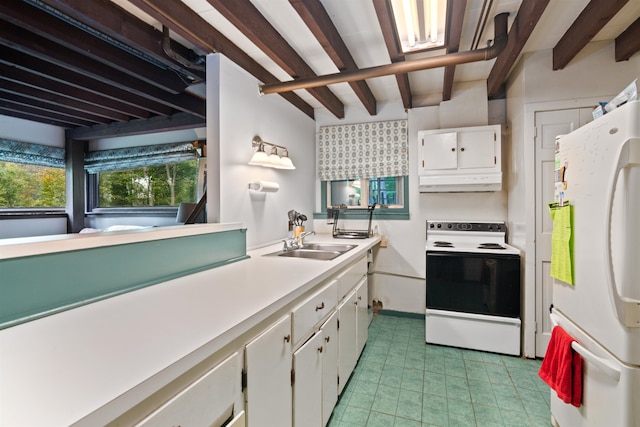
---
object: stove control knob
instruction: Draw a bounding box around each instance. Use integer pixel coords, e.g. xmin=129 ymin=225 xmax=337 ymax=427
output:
xmin=488 ymin=224 xmax=493 ymax=230
xmin=447 ymin=224 xmax=452 ymax=228
xmin=429 ymin=223 xmax=434 ymax=228
xmin=437 ymin=223 xmax=442 ymax=228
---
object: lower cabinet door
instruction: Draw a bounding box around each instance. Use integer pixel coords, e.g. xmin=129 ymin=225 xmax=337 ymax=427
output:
xmin=135 ymin=352 xmax=240 ymax=427
xmin=337 ymin=290 xmax=358 ymax=395
xmin=320 ymin=312 xmax=338 ymax=427
xmin=245 ymin=315 xmax=293 ymax=427
xmin=355 ymin=277 xmax=368 ymax=357
xmin=293 ymin=331 xmax=324 ymax=427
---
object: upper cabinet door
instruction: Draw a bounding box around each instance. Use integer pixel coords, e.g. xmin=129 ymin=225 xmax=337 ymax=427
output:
xmin=422 ymin=132 xmax=458 ymax=170
xmin=457 ymin=129 xmax=496 ymax=169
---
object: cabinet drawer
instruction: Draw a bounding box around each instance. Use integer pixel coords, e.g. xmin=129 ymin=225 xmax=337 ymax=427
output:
xmin=291 ymin=280 xmax=338 ymax=346
xmin=337 ymin=256 xmax=367 ymax=300
xmin=136 ymin=352 xmax=240 ymax=427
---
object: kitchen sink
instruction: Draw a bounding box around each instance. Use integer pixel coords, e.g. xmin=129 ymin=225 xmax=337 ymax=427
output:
xmin=299 ymin=243 xmax=356 ymax=253
xmin=265 ymin=243 xmax=356 ymax=261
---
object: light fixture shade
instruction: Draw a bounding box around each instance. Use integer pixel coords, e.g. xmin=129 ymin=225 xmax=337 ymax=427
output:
xmin=249 ymin=144 xmax=271 ymax=166
xmin=268 ymin=146 xmax=282 ymax=167
xmin=274 ymin=153 xmax=296 ymax=169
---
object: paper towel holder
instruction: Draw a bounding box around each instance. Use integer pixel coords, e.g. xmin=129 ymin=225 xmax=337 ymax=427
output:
xmin=248 ymin=181 xmax=280 ymax=193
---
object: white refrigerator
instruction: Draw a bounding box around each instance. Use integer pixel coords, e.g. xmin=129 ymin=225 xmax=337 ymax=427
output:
xmin=550 ymin=100 xmax=640 ymax=427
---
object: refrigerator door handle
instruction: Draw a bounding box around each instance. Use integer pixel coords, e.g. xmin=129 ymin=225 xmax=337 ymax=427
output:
xmin=604 ymin=137 xmax=640 ymax=328
xmin=550 ymin=311 xmax=621 ymax=382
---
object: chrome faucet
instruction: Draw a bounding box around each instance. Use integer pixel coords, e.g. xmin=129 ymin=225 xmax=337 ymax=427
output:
xmin=296 ymin=230 xmax=315 ymax=247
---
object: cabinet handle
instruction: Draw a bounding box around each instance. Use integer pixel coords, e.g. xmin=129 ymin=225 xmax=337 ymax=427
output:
xmin=315 ymin=302 xmax=325 ymax=311
xmin=451 ymin=147 xmax=455 ymax=152
xmin=284 ymin=334 xmax=291 ymax=343
xmin=358 ymin=296 xmax=362 ymax=301
xmin=460 ymin=147 xmax=465 ymax=152
xmin=325 ymin=336 xmax=330 ymax=343
xmin=318 ymin=346 xmax=323 ymax=353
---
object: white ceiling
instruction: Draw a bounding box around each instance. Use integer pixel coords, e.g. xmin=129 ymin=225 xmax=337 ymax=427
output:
xmin=117 ymin=0 xmax=640 ymax=113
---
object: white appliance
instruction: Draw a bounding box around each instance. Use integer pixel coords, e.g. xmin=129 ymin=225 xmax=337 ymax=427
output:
xmin=425 ymin=221 xmax=521 ymax=355
xmin=550 ymin=100 xmax=640 ymax=427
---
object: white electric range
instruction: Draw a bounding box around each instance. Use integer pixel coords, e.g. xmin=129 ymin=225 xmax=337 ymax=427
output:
xmin=425 ymin=220 xmax=522 ymax=355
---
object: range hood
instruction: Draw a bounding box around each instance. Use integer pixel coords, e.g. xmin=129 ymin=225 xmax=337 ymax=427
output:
xmin=418 ymin=172 xmax=502 ymax=192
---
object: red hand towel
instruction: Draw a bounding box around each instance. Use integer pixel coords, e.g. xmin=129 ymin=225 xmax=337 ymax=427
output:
xmin=539 ymin=325 xmax=582 ymax=407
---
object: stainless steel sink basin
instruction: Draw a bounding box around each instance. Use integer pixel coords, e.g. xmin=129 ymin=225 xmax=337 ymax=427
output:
xmin=265 ymin=243 xmax=356 ymax=260
xmin=299 ymin=243 xmax=356 ymax=253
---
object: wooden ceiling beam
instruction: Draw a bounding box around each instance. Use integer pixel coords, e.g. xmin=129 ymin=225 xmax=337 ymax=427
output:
xmin=443 ymin=0 xmax=467 ymax=101
xmin=615 ymin=16 xmax=640 ymax=62
xmin=553 ymin=0 xmax=629 ymax=70
xmin=0 ymin=100 xmax=95 ymax=128
xmin=205 ymin=0 xmax=344 ymax=119
xmin=290 ymin=0 xmax=377 ymax=116
xmin=129 ymin=0 xmax=315 ymax=119
xmin=0 ymin=107 xmax=82 ymax=128
xmin=67 ymin=112 xmax=206 ymax=141
xmin=372 ymin=0 xmax=412 ymax=109
xmin=0 ymin=80 xmax=126 ymax=123
xmin=0 ymin=90 xmax=111 ymax=125
xmin=1 ymin=47 xmax=171 ymax=118
xmin=35 ymin=0 xmax=205 ymax=83
xmin=0 ymin=1 xmax=187 ymax=95
xmin=0 ymin=20 xmax=204 ymax=118
xmin=487 ymin=0 xmax=550 ymax=99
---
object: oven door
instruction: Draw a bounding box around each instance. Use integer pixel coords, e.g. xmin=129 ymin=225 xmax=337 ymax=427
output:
xmin=426 ymin=251 xmax=521 ymax=318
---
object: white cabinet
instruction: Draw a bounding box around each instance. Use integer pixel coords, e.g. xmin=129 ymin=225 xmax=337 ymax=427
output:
xmin=136 ymin=352 xmax=241 ymax=427
xmin=355 ymin=278 xmax=368 ymax=357
xmin=337 ymin=289 xmax=358 ymax=395
xmin=293 ymin=331 xmax=324 ymax=427
xmin=245 ymin=315 xmax=292 ymax=427
xmin=320 ymin=312 xmax=338 ymax=427
xmin=291 ymin=280 xmax=338 ymax=347
xmin=418 ymin=124 xmax=502 ymax=192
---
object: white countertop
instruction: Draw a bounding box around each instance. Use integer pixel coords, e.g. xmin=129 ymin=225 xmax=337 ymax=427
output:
xmin=0 ymin=233 xmax=380 ymax=426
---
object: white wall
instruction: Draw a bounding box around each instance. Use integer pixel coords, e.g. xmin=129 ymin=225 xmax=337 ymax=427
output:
xmin=0 ymin=115 xmax=65 ymax=148
xmin=206 ymin=54 xmax=316 ymax=249
xmin=314 ymin=81 xmax=507 ymax=314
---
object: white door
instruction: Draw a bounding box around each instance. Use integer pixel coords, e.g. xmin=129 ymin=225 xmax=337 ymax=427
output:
xmin=534 ymin=108 xmax=592 ymax=357
xmin=293 ymin=331 xmax=324 ymax=427
xmin=245 ymin=315 xmax=292 ymax=427
xmin=320 ymin=312 xmax=338 ymax=427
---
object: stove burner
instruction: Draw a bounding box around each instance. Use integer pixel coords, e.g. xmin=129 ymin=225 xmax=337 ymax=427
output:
xmin=433 ymin=241 xmax=454 ymax=248
xmin=478 ymin=243 xmax=505 ymax=250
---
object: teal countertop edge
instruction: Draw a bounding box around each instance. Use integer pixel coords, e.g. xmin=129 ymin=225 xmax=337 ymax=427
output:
xmin=0 ymin=228 xmax=248 ymax=330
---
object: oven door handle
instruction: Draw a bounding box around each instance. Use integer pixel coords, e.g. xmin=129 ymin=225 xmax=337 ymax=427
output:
xmin=550 ymin=311 xmax=621 ymax=382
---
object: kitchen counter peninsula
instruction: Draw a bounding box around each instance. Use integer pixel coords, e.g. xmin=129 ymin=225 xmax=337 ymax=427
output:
xmin=0 ymin=225 xmax=380 ymax=426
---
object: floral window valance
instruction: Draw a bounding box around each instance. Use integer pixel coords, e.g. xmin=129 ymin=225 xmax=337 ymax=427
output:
xmin=317 ymin=119 xmax=408 ymax=181
xmin=0 ymin=138 xmax=65 ymax=168
xmin=84 ymin=141 xmax=199 ymax=173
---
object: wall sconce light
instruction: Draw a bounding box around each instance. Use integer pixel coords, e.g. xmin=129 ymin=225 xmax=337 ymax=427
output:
xmin=249 ymin=136 xmax=296 ymax=170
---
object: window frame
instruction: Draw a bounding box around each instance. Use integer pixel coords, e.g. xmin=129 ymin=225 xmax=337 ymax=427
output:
xmin=315 ymin=176 xmax=410 ymax=220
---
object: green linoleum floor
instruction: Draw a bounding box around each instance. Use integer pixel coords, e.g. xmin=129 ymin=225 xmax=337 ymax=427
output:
xmin=329 ymin=313 xmax=551 ymax=427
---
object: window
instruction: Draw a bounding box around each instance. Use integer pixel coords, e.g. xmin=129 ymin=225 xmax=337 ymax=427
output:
xmin=328 ymin=176 xmax=404 ymax=208
xmin=320 ymin=176 xmax=409 ymax=220
xmin=0 ymin=161 xmax=65 ymax=208
xmin=85 ymin=141 xmax=204 ymax=209
xmin=96 ymin=160 xmax=199 ymax=207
